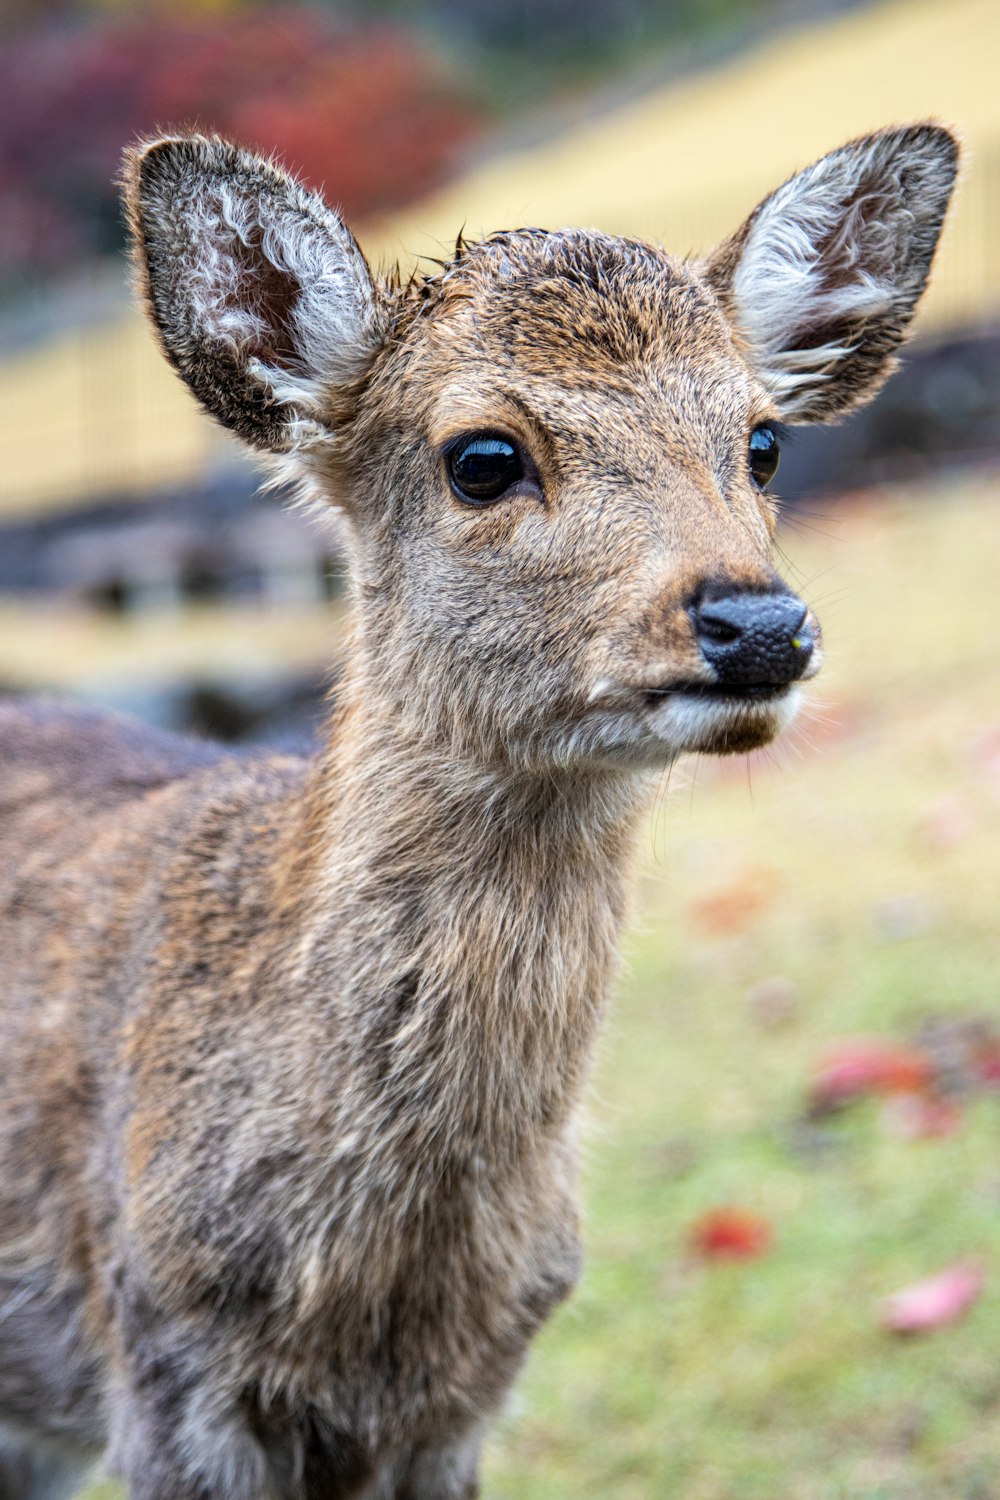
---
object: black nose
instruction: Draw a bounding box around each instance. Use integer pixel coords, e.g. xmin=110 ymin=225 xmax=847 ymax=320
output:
xmin=691 ymin=590 xmax=814 ymax=686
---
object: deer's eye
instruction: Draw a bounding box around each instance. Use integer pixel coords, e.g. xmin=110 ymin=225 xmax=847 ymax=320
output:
xmin=446 ymin=433 xmax=526 ymax=505
xmin=748 ymin=424 xmax=781 ymax=490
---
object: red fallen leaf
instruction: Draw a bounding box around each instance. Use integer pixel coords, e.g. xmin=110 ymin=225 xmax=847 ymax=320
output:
xmin=688 ymin=1207 xmax=773 ymax=1261
xmin=881 ymin=1260 xmax=985 ymax=1335
xmin=881 ymin=1094 xmax=964 ymax=1140
xmin=810 ymin=1038 xmax=931 ymax=1112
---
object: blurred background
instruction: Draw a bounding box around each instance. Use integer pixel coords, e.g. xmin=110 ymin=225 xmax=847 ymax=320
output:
xmin=1 ymin=0 xmax=998 ymax=1495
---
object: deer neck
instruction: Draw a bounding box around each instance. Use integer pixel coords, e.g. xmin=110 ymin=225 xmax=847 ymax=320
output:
xmin=276 ymin=659 xmax=647 ymax=1166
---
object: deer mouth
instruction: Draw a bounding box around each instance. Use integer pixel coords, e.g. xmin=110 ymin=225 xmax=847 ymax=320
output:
xmin=635 ymin=677 xmax=803 ymax=759
xmin=645 ymin=681 xmax=792 ymax=707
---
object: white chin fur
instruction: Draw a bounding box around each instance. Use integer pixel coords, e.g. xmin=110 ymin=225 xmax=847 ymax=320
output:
xmin=548 ymin=685 xmax=803 ymax=770
xmin=652 ymin=685 xmax=802 ymax=754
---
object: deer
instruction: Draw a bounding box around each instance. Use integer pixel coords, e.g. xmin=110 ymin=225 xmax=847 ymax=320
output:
xmin=0 ymin=122 xmax=956 ymax=1499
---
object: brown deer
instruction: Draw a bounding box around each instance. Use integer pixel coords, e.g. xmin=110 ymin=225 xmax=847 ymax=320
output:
xmin=0 ymin=124 xmax=956 ymax=1499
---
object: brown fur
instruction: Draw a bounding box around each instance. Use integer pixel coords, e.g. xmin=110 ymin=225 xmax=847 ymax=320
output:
xmin=0 ymin=125 xmax=956 ymax=1498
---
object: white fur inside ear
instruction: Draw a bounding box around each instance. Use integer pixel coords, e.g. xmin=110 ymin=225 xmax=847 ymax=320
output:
xmin=176 ymin=171 xmax=382 ymax=418
xmin=730 ymin=147 xmax=904 ymax=415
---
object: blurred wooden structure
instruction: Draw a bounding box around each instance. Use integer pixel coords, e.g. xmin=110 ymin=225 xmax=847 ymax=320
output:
xmin=1 ymin=0 xmax=997 ymax=518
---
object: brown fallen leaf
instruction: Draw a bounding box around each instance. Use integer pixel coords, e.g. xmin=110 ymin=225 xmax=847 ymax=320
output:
xmin=881 ymin=1260 xmax=985 ymax=1335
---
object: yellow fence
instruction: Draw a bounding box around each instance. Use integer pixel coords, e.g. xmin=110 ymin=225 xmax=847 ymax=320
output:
xmin=0 ymin=306 xmax=225 ymax=520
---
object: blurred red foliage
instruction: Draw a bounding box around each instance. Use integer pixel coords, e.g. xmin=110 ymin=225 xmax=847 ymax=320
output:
xmin=0 ymin=8 xmax=485 ymax=281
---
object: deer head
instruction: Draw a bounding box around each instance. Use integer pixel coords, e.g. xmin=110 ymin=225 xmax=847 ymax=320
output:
xmin=124 ymin=124 xmax=957 ymax=771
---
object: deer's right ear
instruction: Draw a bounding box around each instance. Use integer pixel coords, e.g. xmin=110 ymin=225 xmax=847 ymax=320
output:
xmin=122 ymin=134 xmax=389 ymax=453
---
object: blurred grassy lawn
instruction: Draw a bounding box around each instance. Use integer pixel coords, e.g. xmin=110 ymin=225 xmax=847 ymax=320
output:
xmin=82 ymin=470 xmax=1000 ymax=1499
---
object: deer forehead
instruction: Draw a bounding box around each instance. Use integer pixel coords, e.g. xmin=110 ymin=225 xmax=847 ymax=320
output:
xmin=387 ymin=230 xmax=765 ymax=468
xmin=421 ymin=228 xmax=745 ymax=372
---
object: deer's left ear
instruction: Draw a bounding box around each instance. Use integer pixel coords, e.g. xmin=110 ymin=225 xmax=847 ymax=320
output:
xmin=702 ymin=124 xmax=959 ymax=422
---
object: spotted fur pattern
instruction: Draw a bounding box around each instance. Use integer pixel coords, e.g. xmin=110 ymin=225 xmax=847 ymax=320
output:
xmin=0 ymin=125 xmax=956 ymax=1498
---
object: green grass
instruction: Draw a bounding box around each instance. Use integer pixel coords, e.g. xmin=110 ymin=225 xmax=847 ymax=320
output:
xmin=82 ymin=471 xmax=1000 ymax=1497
